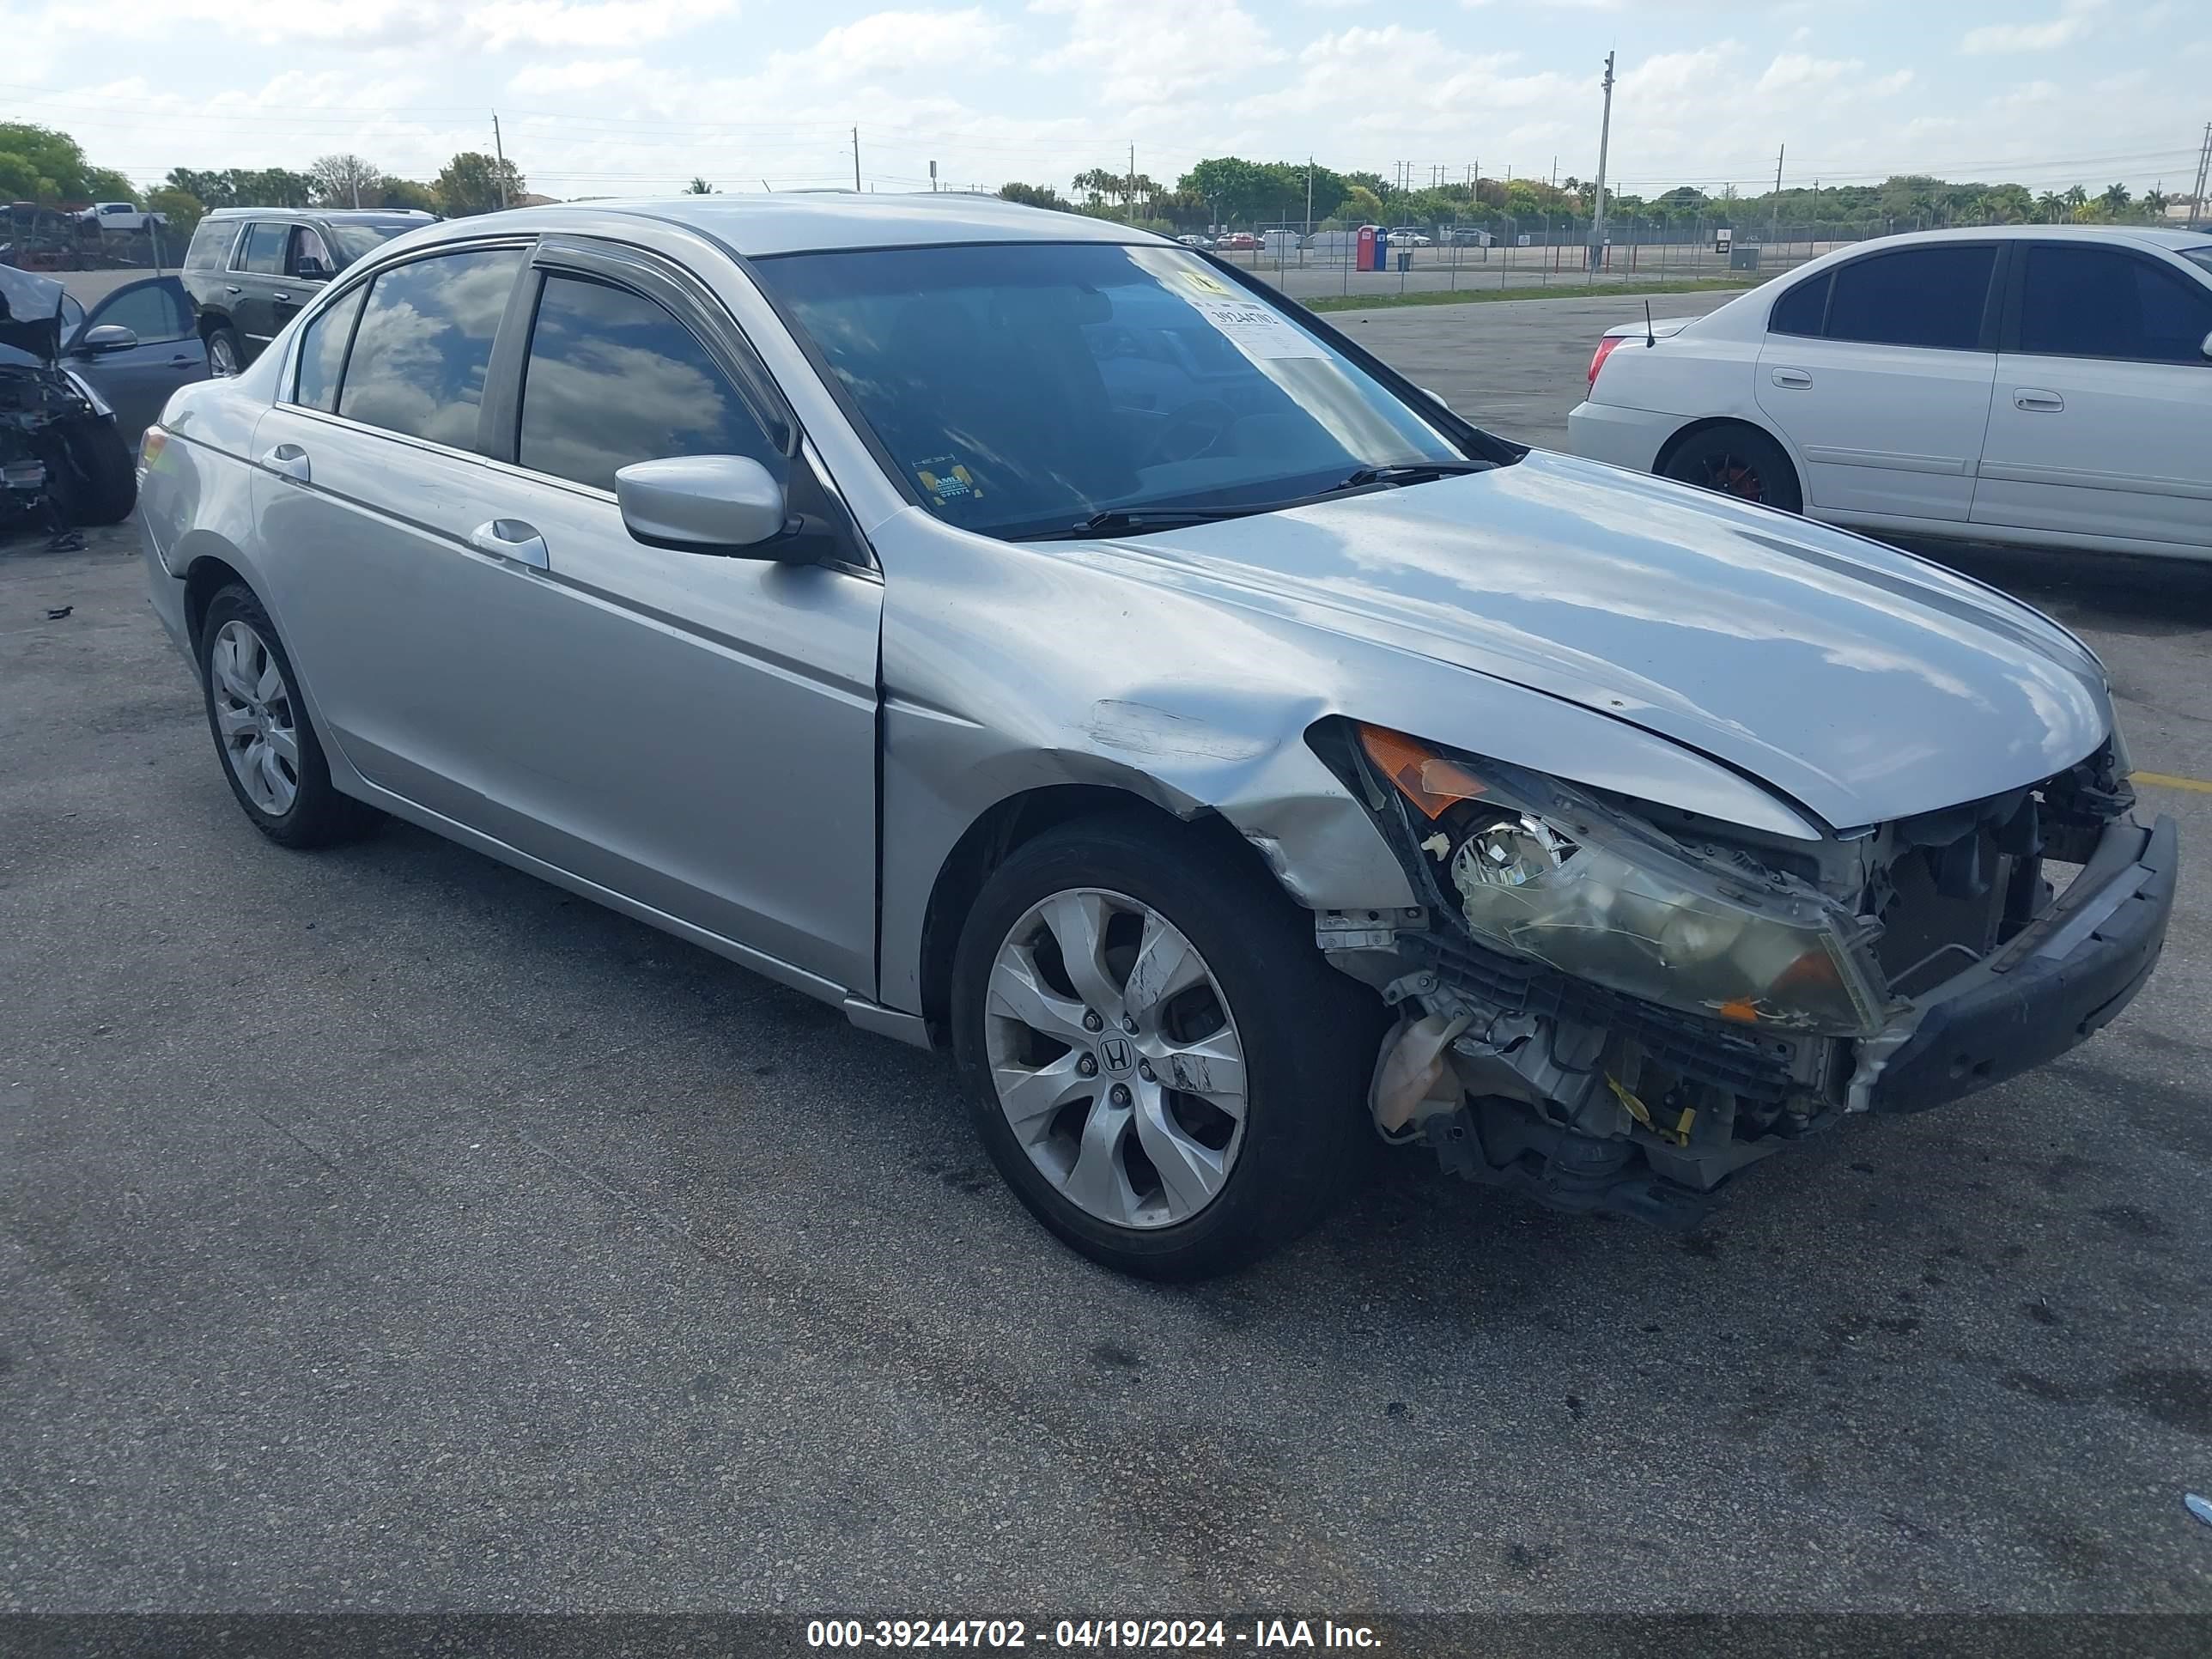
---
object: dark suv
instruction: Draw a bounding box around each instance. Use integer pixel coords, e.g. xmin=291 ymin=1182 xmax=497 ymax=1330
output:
xmin=181 ymin=208 xmax=435 ymax=374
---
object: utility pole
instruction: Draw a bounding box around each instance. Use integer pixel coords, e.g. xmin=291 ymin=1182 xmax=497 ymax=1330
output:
xmin=852 ymin=126 xmax=861 ymax=191
xmin=492 ymin=111 xmax=509 ymax=210
xmin=1589 ymin=49 xmax=1615 ymax=264
xmin=1770 ymin=143 xmax=1784 ymax=245
xmin=2190 ymin=122 xmax=2212 ymax=229
xmin=1128 ymin=143 xmax=1136 ymax=222
xmin=1305 ymin=156 xmax=1314 ymax=235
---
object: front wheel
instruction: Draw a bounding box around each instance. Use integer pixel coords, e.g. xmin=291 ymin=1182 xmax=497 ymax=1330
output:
xmin=1660 ymin=422 xmax=1802 ymax=514
xmin=951 ymin=816 xmax=1384 ymax=1279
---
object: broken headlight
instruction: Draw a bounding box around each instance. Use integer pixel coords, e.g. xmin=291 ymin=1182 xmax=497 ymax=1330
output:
xmin=1357 ymin=725 xmax=1892 ymax=1036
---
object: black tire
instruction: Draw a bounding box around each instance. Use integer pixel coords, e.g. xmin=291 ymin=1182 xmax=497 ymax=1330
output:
xmin=197 ymin=583 xmax=376 ymax=848
xmin=204 ymin=324 xmax=243 ymax=378
xmin=1660 ymin=422 xmax=1803 ymax=514
xmin=56 ymin=416 xmax=136 ymax=526
xmin=951 ymin=814 xmax=1386 ymax=1279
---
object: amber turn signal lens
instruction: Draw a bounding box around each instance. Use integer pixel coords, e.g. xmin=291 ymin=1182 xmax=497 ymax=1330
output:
xmin=1357 ymin=724 xmax=1489 ymax=820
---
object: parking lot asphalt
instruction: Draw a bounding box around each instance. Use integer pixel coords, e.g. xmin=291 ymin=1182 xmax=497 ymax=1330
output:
xmin=4 ymin=294 xmax=2210 ymax=1618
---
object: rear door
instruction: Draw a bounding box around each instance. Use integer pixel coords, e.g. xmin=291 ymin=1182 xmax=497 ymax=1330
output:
xmin=1755 ymin=241 xmax=2002 ymax=522
xmin=228 ymin=221 xmax=291 ymax=359
xmin=276 ymin=224 xmax=335 ymax=336
xmin=1972 ymin=240 xmax=2212 ymax=550
xmin=64 ymin=276 xmax=208 ymax=441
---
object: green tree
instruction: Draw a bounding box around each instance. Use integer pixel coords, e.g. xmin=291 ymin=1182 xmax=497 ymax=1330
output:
xmin=375 ymin=176 xmax=440 ymax=213
xmin=308 ymin=153 xmax=382 ymax=208
xmin=2098 ymin=182 xmax=2130 ymax=215
xmin=0 ymin=122 xmax=105 ymax=202
xmin=166 ymin=167 xmax=238 ymax=208
xmin=686 ymin=176 xmax=713 ymax=194
xmin=435 ymin=151 xmax=526 ymax=216
xmin=1333 ymin=185 xmax=1384 ymax=224
xmin=999 ymin=180 xmax=1070 ymax=211
xmin=145 ymin=186 xmax=205 ymax=240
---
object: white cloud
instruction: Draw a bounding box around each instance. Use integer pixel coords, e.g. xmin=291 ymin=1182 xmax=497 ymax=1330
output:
xmin=1960 ymin=0 xmax=2103 ymax=54
xmin=464 ymin=0 xmax=737 ymax=49
xmin=771 ymin=8 xmax=1010 ymax=81
xmin=1032 ymin=0 xmax=1277 ymax=103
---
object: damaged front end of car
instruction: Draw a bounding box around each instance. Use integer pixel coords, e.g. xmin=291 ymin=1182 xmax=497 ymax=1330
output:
xmin=1310 ymin=719 xmax=2177 ymax=1230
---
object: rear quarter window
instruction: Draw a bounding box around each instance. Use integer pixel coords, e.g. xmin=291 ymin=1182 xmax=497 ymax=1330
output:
xmin=185 ymin=221 xmax=240 ymax=271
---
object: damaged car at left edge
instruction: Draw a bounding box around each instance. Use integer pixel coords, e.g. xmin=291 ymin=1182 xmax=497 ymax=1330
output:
xmin=3 ymin=264 xmax=206 ymax=538
xmin=133 ymin=196 xmax=2177 ymax=1279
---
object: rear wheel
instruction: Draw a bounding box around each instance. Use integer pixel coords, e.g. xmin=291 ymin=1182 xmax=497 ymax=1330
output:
xmin=951 ymin=815 xmax=1384 ymax=1279
xmin=1660 ymin=422 xmax=1802 ymax=514
xmin=198 ymin=584 xmax=375 ymax=848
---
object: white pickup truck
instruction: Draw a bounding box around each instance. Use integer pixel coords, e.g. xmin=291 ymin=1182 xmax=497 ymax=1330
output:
xmin=76 ymin=201 xmax=169 ymax=234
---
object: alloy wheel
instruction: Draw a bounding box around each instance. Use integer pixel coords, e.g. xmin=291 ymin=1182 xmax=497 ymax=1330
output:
xmin=1696 ymin=452 xmax=1765 ymax=501
xmin=984 ymin=888 xmax=1248 ymax=1230
xmin=208 ymin=335 xmax=240 ymax=377
xmin=209 ymin=619 xmax=300 ymax=816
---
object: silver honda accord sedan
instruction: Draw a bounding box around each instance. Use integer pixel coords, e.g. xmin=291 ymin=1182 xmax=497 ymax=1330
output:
xmin=137 ymin=195 xmax=2177 ymax=1278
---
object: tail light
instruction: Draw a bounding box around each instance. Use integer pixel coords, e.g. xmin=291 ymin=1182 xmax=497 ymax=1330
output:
xmin=1587 ymin=335 xmax=1627 ymax=388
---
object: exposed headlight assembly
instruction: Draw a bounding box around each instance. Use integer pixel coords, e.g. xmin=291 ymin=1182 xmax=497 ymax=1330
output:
xmin=1356 ymin=724 xmax=1892 ymax=1036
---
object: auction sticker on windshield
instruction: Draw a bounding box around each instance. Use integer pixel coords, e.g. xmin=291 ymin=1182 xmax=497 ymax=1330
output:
xmin=1176 ymin=269 xmax=1325 ymax=362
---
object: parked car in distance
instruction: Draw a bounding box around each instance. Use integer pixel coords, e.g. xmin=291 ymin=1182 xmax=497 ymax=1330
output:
xmin=1 ymin=264 xmax=198 ymax=532
xmin=1174 ymin=234 xmax=1213 ymax=249
xmin=182 ymin=207 xmax=437 ymax=376
xmin=137 ymin=196 xmax=2173 ymax=1279
xmin=77 ymin=201 xmax=168 ymax=234
xmin=1214 ymin=230 xmax=1259 ymax=251
xmin=1389 ymin=228 xmax=1433 ymax=247
xmin=1570 ymin=225 xmax=2212 ymax=561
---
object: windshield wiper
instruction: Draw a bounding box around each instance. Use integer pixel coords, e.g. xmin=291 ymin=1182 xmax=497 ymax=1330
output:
xmin=1327 ymin=461 xmax=1487 ymax=492
xmin=1024 ymin=504 xmax=1278 ymax=540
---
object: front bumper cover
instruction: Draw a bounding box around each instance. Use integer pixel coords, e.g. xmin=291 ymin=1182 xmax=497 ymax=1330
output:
xmin=1858 ymin=813 xmax=2176 ymax=1115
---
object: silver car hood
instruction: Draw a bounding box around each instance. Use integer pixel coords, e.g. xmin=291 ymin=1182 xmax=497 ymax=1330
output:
xmin=1070 ymin=450 xmax=2110 ymax=830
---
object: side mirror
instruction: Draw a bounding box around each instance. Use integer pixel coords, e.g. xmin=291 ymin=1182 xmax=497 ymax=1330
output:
xmin=2202 ymin=330 xmax=2212 ymax=362
xmin=615 ymin=455 xmax=791 ymax=556
xmin=78 ymin=324 xmax=138 ymax=353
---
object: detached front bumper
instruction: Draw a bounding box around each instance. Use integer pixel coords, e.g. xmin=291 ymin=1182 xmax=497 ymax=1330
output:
xmin=1856 ymin=814 xmax=2177 ymax=1115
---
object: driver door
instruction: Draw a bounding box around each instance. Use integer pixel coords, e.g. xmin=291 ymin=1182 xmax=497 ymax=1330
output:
xmin=64 ymin=276 xmax=209 ymax=441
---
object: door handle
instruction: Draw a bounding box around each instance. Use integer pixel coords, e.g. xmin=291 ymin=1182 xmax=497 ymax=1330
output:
xmin=470 ymin=518 xmax=550 ymax=571
xmin=273 ymin=292 xmax=290 ymax=303
xmin=2014 ymin=388 xmax=2064 ymax=412
xmin=224 ymin=283 xmax=242 ymax=295
xmin=1770 ymin=368 xmax=1814 ymax=389
xmin=259 ymin=442 xmax=310 ymax=483
xmin=168 ymin=354 xmax=196 ymax=365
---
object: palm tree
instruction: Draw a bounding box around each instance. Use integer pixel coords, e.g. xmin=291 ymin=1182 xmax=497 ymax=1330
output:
xmin=2063 ymin=184 xmax=2087 ymax=211
xmin=2144 ymin=188 xmax=2169 ymax=219
xmin=685 ymin=176 xmax=712 ymax=195
xmin=2036 ymin=190 xmax=2064 ymax=222
xmin=2099 ymin=183 xmax=2130 ymax=215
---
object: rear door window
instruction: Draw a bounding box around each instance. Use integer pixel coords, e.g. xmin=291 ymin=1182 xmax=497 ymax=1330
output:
xmin=337 ymin=247 xmax=526 ymax=449
xmin=1768 ymin=270 xmax=1830 ymax=337
xmin=238 ymin=222 xmax=289 ymax=275
xmin=517 ymin=272 xmax=785 ymax=492
xmin=289 ymin=226 xmax=335 ymax=278
xmin=1824 ymin=245 xmax=1996 ymax=350
xmin=293 ymin=285 xmax=368 ymax=413
xmin=2018 ymin=244 xmax=2212 ymax=364
xmin=185 ymin=221 xmax=240 ymax=270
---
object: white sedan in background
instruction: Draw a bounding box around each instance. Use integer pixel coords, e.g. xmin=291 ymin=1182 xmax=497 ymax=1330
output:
xmin=1569 ymin=226 xmax=2212 ymax=561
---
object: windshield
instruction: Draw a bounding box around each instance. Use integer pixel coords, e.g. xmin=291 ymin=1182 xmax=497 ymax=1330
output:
xmin=329 ymin=222 xmax=416 ymax=264
xmin=753 ymin=241 xmax=1468 ymax=539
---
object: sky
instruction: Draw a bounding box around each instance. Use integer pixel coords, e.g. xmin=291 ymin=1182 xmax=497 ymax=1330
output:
xmin=5 ymin=0 xmax=2208 ymax=204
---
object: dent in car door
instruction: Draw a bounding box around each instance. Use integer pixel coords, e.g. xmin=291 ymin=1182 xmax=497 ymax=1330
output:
xmin=438 ymin=251 xmax=884 ymax=994
xmin=1972 ymin=241 xmax=2212 ymax=549
xmin=1754 ymin=242 xmax=2002 ymax=522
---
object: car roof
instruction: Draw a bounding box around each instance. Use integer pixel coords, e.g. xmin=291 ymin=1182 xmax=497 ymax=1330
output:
xmin=202 ymin=208 xmax=435 ymax=222
xmin=403 ymin=191 xmax=1172 ymax=258
xmin=1837 ymin=223 xmax=2209 ymax=252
